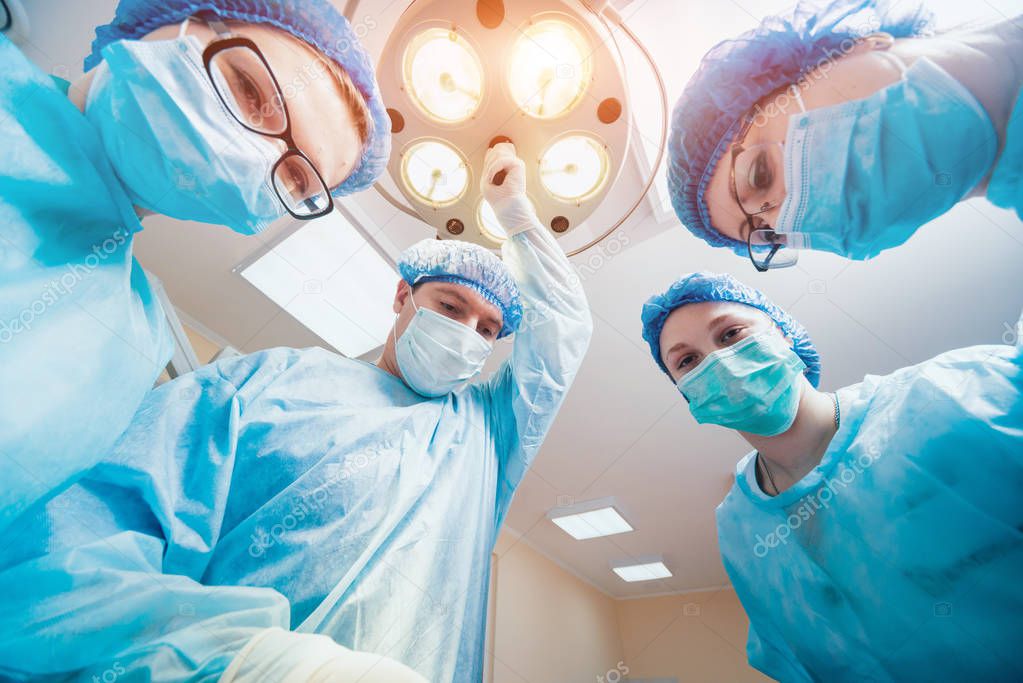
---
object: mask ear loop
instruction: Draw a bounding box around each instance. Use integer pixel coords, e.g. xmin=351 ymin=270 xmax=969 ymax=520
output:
xmin=391 ymin=283 xmax=419 ymax=346
xmin=178 ymin=16 xmax=194 ymax=39
xmin=876 ymin=49 xmax=909 ymax=79
xmin=789 ymin=83 xmax=807 ymax=113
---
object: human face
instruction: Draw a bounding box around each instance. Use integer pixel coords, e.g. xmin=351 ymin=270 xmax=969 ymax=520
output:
xmin=392 ymin=280 xmax=504 ymax=344
xmin=659 ymin=301 xmax=785 ymax=383
xmin=139 ymin=19 xmax=363 ymax=190
xmin=704 ymin=38 xmax=904 ymax=243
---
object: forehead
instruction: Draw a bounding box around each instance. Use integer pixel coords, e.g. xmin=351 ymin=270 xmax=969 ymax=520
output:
xmin=417 ymin=280 xmax=503 ymax=319
xmin=704 ymin=151 xmax=747 ymax=242
xmin=659 ymin=300 xmax=767 ymax=346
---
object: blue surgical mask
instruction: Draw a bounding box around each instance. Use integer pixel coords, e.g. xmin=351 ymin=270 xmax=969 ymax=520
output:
xmin=85 ymin=28 xmax=285 ymax=234
xmin=395 ymin=295 xmax=493 ymax=398
xmin=775 ymin=56 xmax=997 ymax=260
xmin=677 ymin=333 xmax=806 ymax=437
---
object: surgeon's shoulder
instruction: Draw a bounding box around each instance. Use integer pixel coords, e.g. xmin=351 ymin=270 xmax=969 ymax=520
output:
xmin=860 ymin=342 xmax=1021 ymax=400
xmin=715 ymin=452 xmax=756 ymax=524
xmin=209 ymin=346 xmax=347 ymax=390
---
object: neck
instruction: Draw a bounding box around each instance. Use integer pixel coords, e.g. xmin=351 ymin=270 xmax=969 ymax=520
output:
xmin=375 ymin=334 xmax=402 ymax=380
xmin=67 ymin=71 xmax=94 ymax=114
xmin=741 ymin=383 xmax=837 ymax=495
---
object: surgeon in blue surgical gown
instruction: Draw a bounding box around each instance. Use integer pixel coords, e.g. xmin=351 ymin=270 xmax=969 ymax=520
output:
xmin=0 ymin=0 xmax=390 ymax=536
xmin=0 ymin=143 xmax=592 ymax=682
xmin=641 ymin=271 xmax=1023 ymax=682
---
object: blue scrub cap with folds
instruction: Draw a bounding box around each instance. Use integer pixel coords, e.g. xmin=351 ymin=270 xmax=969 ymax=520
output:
xmin=641 ymin=271 xmax=821 ymax=387
xmin=398 ymin=239 xmax=523 ymax=339
xmin=85 ymin=0 xmax=391 ymax=198
xmin=667 ymin=0 xmax=932 ymax=255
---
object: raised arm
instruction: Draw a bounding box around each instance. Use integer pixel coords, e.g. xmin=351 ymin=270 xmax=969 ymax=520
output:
xmin=480 ymin=144 xmax=593 ymax=524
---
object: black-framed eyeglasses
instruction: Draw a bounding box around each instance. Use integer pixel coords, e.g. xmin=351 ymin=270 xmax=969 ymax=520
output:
xmin=728 ymin=112 xmax=798 ymax=272
xmin=1 ymin=0 xmax=13 ymax=33
xmin=199 ymin=15 xmax=334 ymax=220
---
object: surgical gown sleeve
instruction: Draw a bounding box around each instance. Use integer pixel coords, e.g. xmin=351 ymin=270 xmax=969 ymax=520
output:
xmin=0 ymin=35 xmax=171 ymax=535
xmin=0 ymin=354 xmax=298 ymax=681
xmin=483 ymin=220 xmax=592 ymax=525
xmin=987 ymin=86 xmax=1023 ymax=219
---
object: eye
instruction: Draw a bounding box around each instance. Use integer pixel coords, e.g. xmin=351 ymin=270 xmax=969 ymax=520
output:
xmin=747 ymin=151 xmax=774 ymax=192
xmin=440 ymin=302 xmax=457 ymax=313
xmin=231 ymin=67 xmax=265 ymax=116
xmin=288 ymin=164 xmax=309 ymax=196
xmin=721 ymin=326 xmax=745 ymax=345
xmin=675 ymin=353 xmax=698 ymax=372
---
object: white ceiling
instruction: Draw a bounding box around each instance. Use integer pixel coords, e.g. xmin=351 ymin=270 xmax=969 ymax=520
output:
xmin=21 ymin=0 xmax=1023 ymax=598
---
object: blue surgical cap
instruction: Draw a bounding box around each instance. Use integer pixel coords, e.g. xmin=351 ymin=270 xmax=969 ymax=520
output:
xmin=398 ymin=240 xmax=522 ymax=339
xmin=641 ymin=271 xmax=821 ymax=387
xmin=667 ymin=0 xmax=932 ymax=255
xmin=85 ymin=0 xmax=391 ymax=198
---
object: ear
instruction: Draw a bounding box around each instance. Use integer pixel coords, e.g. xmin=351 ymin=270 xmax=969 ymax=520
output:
xmin=847 ymin=32 xmax=895 ymax=56
xmin=393 ymin=280 xmax=411 ymax=315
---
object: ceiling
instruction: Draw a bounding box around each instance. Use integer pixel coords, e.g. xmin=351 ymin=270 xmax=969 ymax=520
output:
xmin=20 ymin=0 xmax=1023 ymax=598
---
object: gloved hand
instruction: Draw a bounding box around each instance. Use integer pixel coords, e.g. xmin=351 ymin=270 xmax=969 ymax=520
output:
xmin=481 ymin=142 xmax=539 ymax=236
xmin=220 ymin=628 xmax=428 ymax=683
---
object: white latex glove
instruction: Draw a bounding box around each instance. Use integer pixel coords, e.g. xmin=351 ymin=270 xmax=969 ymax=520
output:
xmin=481 ymin=142 xmax=540 ymax=236
xmin=220 ymin=628 xmax=428 ymax=683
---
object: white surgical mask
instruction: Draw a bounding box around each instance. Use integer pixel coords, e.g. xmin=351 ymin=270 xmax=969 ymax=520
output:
xmin=395 ymin=294 xmax=493 ymax=397
xmin=85 ymin=20 xmax=285 ymax=234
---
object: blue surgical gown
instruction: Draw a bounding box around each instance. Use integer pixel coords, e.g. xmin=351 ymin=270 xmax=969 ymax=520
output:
xmin=0 ymin=36 xmax=171 ymax=534
xmin=988 ymin=85 xmax=1023 ymax=219
xmin=717 ymin=322 xmax=1023 ymax=682
xmin=0 ymin=224 xmax=592 ymax=682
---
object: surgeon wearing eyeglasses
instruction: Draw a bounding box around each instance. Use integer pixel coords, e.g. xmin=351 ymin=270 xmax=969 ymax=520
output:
xmin=667 ymin=0 xmax=1023 ymax=271
xmin=640 ymin=271 xmax=1023 ymax=681
xmin=0 ymin=0 xmax=390 ymax=537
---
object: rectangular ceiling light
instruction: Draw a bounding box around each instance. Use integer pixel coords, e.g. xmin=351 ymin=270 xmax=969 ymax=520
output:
xmin=611 ymin=559 xmax=672 ymax=583
xmin=548 ymin=496 xmax=633 ymax=540
xmin=240 ymin=212 xmax=397 ymax=358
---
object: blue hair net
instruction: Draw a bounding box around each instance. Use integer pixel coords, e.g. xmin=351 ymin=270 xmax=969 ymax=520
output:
xmin=85 ymin=0 xmax=391 ymax=198
xmin=641 ymin=271 xmax=821 ymax=387
xmin=398 ymin=240 xmax=522 ymax=339
xmin=667 ymin=0 xmax=932 ymax=255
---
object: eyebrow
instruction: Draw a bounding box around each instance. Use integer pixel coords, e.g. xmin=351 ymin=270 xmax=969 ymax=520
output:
xmin=663 ymin=313 xmax=740 ymax=359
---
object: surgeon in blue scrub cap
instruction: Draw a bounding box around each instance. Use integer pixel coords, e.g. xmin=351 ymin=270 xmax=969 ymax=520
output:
xmin=668 ymin=0 xmax=1023 ymax=270
xmin=0 ymin=0 xmax=389 ymax=538
xmin=0 ymin=143 xmax=592 ymax=682
xmin=642 ymin=272 xmax=1023 ymax=681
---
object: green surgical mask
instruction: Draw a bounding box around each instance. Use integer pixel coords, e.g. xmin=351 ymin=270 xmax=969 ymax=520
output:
xmin=676 ymin=333 xmax=806 ymax=436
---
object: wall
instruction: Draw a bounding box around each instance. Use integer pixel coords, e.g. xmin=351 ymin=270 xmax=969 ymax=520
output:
xmin=183 ymin=324 xmax=222 ymax=365
xmin=615 ymin=589 xmax=771 ymax=683
xmin=492 ymin=532 xmax=626 ymax=683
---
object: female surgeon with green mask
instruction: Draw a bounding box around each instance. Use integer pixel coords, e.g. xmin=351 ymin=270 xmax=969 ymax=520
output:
xmin=667 ymin=0 xmax=1023 ymax=270
xmin=0 ymin=0 xmax=390 ymax=537
xmin=641 ymin=271 xmax=1023 ymax=682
